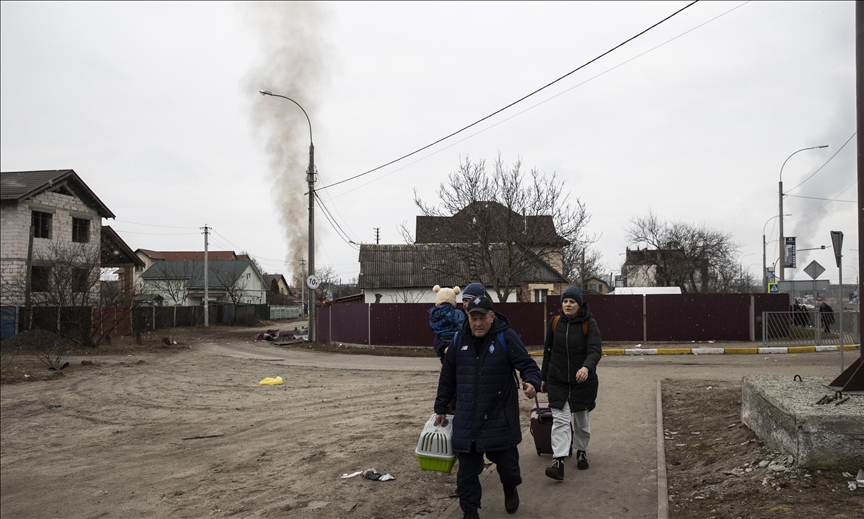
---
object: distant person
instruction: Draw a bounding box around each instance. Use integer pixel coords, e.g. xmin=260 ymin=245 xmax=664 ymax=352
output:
xmin=819 ymin=301 xmax=834 ymax=333
xmin=434 ymin=295 xmax=541 ymax=518
xmin=429 ymin=285 xmax=465 ymax=362
xmin=541 ymin=286 xmax=602 ymax=481
xmin=792 ymin=301 xmax=809 ymax=327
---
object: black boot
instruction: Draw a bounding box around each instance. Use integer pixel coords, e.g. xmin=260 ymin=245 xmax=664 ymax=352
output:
xmin=545 ymin=457 xmax=564 ymax=480
xmin=462 ymin=509 xmax=479 ymax=519
xmin=576 ymin=450 xmax=590 ymax=470
xmin=503 ymin=485 xmax=519 ymax=514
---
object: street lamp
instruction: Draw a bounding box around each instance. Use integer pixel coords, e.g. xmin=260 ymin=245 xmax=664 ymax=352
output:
xmin=259 ymin=90 xmax=317 ymax=342
xmin=778 ymin=145 xmax=828 ymax=281
xmin=763 ymin=214 xmax=790 ymax=292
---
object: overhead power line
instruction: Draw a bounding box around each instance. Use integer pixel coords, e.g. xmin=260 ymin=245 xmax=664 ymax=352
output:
xmin=315 ymin=193 xmax=360 ymax=250
xmin=785 ymin=131 xmax=857 ymax=194
xmin=324 ymin=1 xmax=748 ymax=201
xmin=318 ymin=0 xmax=700 ymax=191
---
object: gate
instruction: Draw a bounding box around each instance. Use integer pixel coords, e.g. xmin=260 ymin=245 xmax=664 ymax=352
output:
xmin=762 ymin=310 xmax=860 ymax=347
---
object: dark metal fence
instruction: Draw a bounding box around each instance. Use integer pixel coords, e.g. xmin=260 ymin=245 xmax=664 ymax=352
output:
xmin=0 ymin=295 xmax=805 ymax=347
xmin=317 ymin=293 xmax=791 ymax=347
xmin=1 ymin=304 xmax=274 ymax=340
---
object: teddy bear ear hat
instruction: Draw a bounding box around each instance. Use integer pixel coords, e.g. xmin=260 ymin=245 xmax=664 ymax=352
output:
xmin=433 ymin=285 xmax=441 ymax=293
xmin=454 ymin=286 xmax=461 ymax=295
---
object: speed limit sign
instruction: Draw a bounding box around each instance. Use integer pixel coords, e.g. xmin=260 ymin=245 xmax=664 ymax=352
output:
xmin=306 ymin=274 xmax=321 ymax=290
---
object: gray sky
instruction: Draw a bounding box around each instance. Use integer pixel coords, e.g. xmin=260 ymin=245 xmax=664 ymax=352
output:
xmin=1 ymin=1 xmax=857 ymax=286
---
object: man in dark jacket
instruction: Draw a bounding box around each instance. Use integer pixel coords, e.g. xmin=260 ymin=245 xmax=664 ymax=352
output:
xmin=540 ymin=286 xmax=602 ymax=480
xmin=435 ymin=295 xmax=541 ymax=519
xmin=820 ymin=301 xmax=835 ymax=332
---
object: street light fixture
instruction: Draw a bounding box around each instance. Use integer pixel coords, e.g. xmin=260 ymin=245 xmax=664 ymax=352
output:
xmin=763 ymin=214 xmax=790 ymax=292
xmin=778 ymin=145 xmax=828 ymax=281
xmin=259 ymin=90 xmax=317 ymax=342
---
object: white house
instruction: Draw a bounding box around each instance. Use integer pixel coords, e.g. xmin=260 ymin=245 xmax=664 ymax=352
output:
xmin=139 ymin=259 xmax=266 ymax=306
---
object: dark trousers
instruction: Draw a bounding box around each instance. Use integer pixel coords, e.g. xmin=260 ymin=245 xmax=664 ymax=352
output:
xmin=457 ymin=444 xmax=522 ymax=512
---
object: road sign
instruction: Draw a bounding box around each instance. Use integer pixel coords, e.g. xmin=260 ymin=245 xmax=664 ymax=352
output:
xmin=306 ymin=274 xmax=321 ymax=290
xmin=803 ymin=260 xmax=825 ymax=280
xmin=768 ymin=282 xmax=779 ymax=294
xmin=830 ymin=230 xmax=843 ymax=267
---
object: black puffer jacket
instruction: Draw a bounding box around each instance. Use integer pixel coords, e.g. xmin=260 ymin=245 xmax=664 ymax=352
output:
xmin=540 ymin=302 xmax=602 ymax=412
xmin=434 ymin=312 xmax=542 ymax=453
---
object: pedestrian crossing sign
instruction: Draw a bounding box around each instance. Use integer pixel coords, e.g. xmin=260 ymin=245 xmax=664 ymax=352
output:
xmin=768 ymin=282 xmax=779 ymax=294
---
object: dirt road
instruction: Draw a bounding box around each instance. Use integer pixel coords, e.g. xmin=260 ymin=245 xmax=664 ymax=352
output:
xmin=2 ymin=332 xmax=860 ymax=519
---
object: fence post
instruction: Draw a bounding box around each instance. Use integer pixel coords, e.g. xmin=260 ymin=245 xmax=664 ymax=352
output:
xmin=762 ymin=312 xmax=766 ymax=347
xmin=642 ymin=296 xmax=647 ymax=342
xmin=152 ymin=306 xmax=156 ymax=330
xmin=815 ymin=310 xmax=822 ymax=346
xmin=749 ymin=296 xmax=755 ymax=342
xmin=368 ymin=303 xmax=371 ymax=346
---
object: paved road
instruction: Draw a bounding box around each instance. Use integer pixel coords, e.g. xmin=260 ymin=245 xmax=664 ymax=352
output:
xmin=206 ymin=340 xmax=854 ymax=519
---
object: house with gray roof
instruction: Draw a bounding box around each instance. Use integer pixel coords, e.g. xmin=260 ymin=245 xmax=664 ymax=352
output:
xmin=357 ymin=243 xmax=569 ymax=304
xmin=357 ymin=201 xmax=571 ymax=303
xmin=139 ymin=259 xmax=266 ymax=306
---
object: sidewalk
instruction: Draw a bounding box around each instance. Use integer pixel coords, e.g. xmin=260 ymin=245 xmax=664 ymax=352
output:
xmin=437 ymin=349 xmax=856 ymax=519
xmin=440 ymin=370 xmax=660 ymax=519
xmin=528 ymin=342 xmax=860 ymax=357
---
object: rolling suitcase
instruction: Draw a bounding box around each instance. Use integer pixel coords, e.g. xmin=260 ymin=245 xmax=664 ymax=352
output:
xmin=530 ymin=395 xmax=572 ymax=457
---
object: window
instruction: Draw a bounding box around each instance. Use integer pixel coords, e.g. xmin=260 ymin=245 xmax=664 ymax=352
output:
xmin=31 ymin=266 xmax=51 ymax=292
xmin=533 ymin=289 xmax=548 ymax=303
xmin=32 ymin=211 xmax=52 ymax=239
xmin=72 ymin=268 xmax=89 ymax=292
xmin=72 ymin=218 xmax=90 ymax=243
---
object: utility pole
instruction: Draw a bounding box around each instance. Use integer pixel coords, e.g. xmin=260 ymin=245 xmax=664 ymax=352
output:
xmin=374 ymin=228 xmax=380 ymax=244
xmin=307 ymin=139 xmax=316 ymax=342
xmin=299 ymin=259 xmax=306 ymax=316
xmin=258 ymin=90 xmax=316 ymax=342
xmin=202 ymin=224 xmax=209 ymax=327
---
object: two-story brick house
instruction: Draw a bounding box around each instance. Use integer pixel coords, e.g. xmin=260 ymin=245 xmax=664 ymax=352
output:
xmin=0 ymin=170 xmax=140 ymax=307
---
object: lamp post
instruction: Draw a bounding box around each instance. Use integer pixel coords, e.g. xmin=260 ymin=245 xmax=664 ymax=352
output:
xmin=259 ymin=90 xmax=316 ymax=342
xmin=778 ymin=145 xmax=828 ymax=281
xmin=763 ymin=214 xmax=790 ymax=292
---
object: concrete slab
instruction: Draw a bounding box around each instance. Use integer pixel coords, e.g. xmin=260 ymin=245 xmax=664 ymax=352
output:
xmin=741 ymin=375 xmax=864 ymax=468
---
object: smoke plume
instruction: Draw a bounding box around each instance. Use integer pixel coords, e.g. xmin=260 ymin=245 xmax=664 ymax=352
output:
xmin=241 ymin=3 xmax=332 ymax=283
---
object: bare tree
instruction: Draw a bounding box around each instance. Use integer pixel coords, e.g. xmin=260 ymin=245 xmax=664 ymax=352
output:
xmin=562 ymin=241 xmax=607 ymax=288
xmin=212 ymin=263 xmax=253 ymax=305
xmin=403 ymin=155 xmax=598 ymax=301
xmin=240 ymin=251 xmax=267 ymax=276
xmin=312 ymin=265 xmax=340 ymax=304
xmin=141 ymin=261 xmax=200 ymax=305
xmin=625 ymin=210 xmax=741 ymax=293
xmin=328 ymin=276 xmax=359 ymax=301
xmin=3 ymin=241 xmax=140 ymax=347
xmin=388 ymin=289 xmax=424 ymax=303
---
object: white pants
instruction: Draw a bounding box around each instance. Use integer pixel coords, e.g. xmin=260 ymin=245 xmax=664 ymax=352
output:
xmin=550 ymin=400 xmax=590 ymax=459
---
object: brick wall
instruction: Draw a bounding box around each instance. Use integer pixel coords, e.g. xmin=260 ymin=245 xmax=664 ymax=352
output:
xmin=0 ymin=191 xmax=102 ymax=306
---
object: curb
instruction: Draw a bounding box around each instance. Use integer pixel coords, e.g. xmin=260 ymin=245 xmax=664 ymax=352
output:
xmin=530 ymin=345 xmax=859 ymax=357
